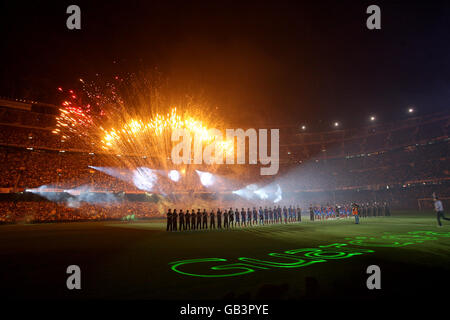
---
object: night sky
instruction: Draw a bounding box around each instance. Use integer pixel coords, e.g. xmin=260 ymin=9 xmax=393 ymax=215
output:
xmin=1 ymin=0 xmax=450 ymax=128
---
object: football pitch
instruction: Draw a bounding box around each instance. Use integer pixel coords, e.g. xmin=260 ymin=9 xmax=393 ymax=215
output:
xmin=0 ymin=211 xmax=449 ymax=300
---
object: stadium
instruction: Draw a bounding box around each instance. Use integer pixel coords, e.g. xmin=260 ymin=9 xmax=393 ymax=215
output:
xmin=1 ymin=0 xmax=449 ymax=314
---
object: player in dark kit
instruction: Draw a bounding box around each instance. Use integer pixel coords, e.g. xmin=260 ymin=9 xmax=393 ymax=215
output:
xmin=258 ymin=207 xmax=264 ymax=225
xmin=223 ymin=208 xmax=229 ymax=229
xmin=217 ymin=209 xmax=222 ymax=229
xmin=283 ymin=206 xmax=288 ymax=224
xmin=185 ymin=210 xmax=190 ymax=230
xmin=202 ymin=209 xmax=208 ymax=229
xmin=166 ymin=209 xmax=172 ymax=231
xmin=367 ymin=203 xmax=372 ymax=217
xmin=209 ymin=209 xmax=215 ymax=229
xmin=172 ymin=209 xmax=178 ymax=231
xmin=196 ymin=209 xmax=202 ymax=229
xmin=253 ymin=207 xmax=258 ymax=225
xmin=297 ymin=206 xmax=302 ymax=221
xmin=241 ymin=208 xmax=246 ymax=227
xmin=384 ymin=202 xmax=390 ymax=216
xmin=179 ymin=209 xmax=185 ymax=231
xmin=235 ymin=208 xmax=240 ymax=227
xmin=309 ymin=205 xmax=314 ymax=221
xmin=191 ymin=209 xmax=196 ymax=229
xmin=264 ymin=206 xmax=269 ymax=223
xmin=229 ymin=208 xmax=234 ymax=228
xmin=247 ymin=208 xmax=252 ymax=226
xmin=269 ymin=207 xmax=273 ymax=224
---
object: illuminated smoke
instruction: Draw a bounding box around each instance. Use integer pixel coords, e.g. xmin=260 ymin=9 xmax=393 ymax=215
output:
xmin=132 ymin=167 xmax=158 ymax=191
xmin=26 ymin=184 xmax=119 ymax=207
xmin=89 ymin=165 xmax=158 ymax=192
xmin=232 ymin=183 xmax=282 ymax=203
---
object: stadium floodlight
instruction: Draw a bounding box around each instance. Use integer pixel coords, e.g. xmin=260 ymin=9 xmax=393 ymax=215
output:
xmin=370 ymin=116 xmax=376 ymax=121
xmin=168 ymin=170 xmax=180 ymax=182
xmin=334 ymin=122 xmax=339 ymax=127
xmin=408 ymin=107 xmax=414 ymax=113
xmin=195 ymin=170 xmax=215 ymax=187
xmin=301 ymin=125 xmax=306 ymax=130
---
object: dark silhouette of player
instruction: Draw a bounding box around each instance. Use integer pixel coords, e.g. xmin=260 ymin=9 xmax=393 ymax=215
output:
xmin=185 ymin=210 xmax=191 ymax=230
xmin=217 ymin=208 xmax=222 ymax=229
xmin=241 ymin=208 xmax=246 ymax=226
xmin=223 ymin=208 xmax=229 ymax=229
xmin=229 ymin=208 xmax=234 ymax=228
xmin=268 ymin=207 xmax=273 ymax=224
xmin=202 ymin=209 xmax=208 ymax=229
xmin=209 ymin=209 xmax=215 ymax=229
xmin=179 ymin=209 xmax=185 ymax=231
xmin=166 ymin=209 xmax=172 ymax=231
xmin=172 ymin=209 xmax=178 ymax=231
xmin=264 ymin=206 xmax=268 ymax=223
xmin=252 ymin=207 xmax=257 ymax=225
xmin=191 ymin=209 xmax=195 ymax=230
xmin=234 ymin=208 xmax=240 ymax=227
xmin=196 ymin=209 xmax=202 ymax=229
xmin=384 ymin=202 xmax=390 ymax=216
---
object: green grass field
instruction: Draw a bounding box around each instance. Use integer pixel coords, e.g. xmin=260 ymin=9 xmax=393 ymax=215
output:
xmin=1 ymin=211 xmax=449 ymax=300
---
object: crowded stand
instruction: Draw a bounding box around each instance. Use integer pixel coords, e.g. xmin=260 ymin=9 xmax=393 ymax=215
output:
xmin=0 ymin=98 xmax=449 ymax=224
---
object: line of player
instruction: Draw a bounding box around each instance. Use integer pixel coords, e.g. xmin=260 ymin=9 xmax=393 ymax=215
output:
xmin=166 ymin=206 xmax=302 ymax=232
xmin=312 ymin=202 xmax=391 ymax=220
xmin=165 ymin=202 xmax=390 ymax=231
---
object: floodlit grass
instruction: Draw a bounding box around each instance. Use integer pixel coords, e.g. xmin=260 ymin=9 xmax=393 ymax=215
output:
xmin=0 ymin=210 xmax=448 ymax=300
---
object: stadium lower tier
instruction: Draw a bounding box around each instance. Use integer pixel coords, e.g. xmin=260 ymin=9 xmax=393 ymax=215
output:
xmin=0 ymin=183 xmax=448 ymax=224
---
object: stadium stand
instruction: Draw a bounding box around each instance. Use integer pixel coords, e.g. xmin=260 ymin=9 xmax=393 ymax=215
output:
xmin=0 ymin=98 xmax=448 ymax=223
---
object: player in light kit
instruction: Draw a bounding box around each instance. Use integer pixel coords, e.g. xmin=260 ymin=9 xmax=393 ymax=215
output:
xmin=434 ymin=195 xmax=450 ymax=227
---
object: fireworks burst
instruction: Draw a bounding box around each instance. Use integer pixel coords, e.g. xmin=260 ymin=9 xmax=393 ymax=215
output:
xmin=52 ymin=73 xmax=236 ymax=197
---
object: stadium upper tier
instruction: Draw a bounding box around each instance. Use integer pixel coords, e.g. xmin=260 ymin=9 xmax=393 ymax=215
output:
xmin=0 ymin=99 xmax=448 ymax=196
xmin=0 ymin=99 xmax=448 ymax=161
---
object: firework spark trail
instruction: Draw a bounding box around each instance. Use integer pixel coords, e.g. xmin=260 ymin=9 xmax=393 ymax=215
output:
xmin=52 ymin=75 xmax=240 ymax=204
